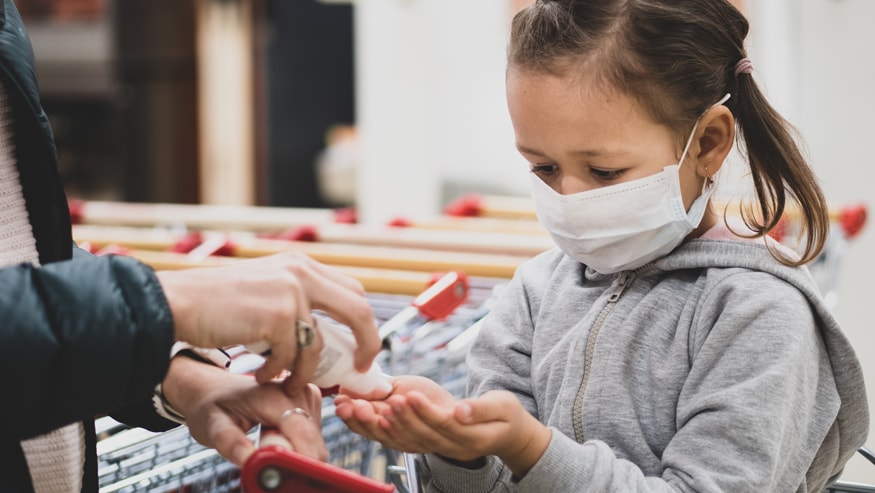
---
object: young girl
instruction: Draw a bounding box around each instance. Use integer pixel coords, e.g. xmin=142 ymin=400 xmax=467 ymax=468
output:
xmin=335 ymin=0 xmax=869 ymax=491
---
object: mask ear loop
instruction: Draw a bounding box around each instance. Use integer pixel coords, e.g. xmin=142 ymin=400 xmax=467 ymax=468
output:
xmin=680 ymin=93 xmax=732 ymax=193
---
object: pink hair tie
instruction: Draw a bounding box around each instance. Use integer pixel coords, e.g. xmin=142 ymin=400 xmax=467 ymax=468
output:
xmin=735 ymin=58 xmax=753 ymax=77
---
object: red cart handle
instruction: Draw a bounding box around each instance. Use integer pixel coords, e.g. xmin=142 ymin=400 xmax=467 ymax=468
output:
xmin=414 ymin=271 xmax=469 ymax=321
xmin=241 ymin=445 xmax=395 ymax=493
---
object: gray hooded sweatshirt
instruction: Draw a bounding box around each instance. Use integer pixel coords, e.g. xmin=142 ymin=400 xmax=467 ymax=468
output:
xmin=419 ymin=228 xmax=869 ymax=492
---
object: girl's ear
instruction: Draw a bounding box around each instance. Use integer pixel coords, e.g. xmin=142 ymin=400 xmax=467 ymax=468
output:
xmin=693 ymin=105 xmax=735 ymax=177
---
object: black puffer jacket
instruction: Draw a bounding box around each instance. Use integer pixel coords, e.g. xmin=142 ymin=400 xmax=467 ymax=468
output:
xmin=0 ymin=1 xmax=177 ymax=491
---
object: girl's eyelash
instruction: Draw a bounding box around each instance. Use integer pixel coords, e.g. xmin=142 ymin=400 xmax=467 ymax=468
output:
xmin=530 ymin=164 xmax=558 ymax=175
xmin=589 ymin=167 xmax=625 ymax=181
xmin=529 ymin=164 xmax=626 ymax=181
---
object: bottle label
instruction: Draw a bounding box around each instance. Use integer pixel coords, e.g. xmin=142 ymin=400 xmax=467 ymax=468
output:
xmin=314 ymin=345 xmax=342 ymax=379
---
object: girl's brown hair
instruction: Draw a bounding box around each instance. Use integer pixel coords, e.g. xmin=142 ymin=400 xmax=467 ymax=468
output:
xmin=510 ymin=0 xmax=828 ymax=265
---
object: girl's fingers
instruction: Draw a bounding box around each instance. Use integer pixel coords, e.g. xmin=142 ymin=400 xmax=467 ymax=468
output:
xmin=383 ymin=395 xmax=460 ymax=453
xmin=405 ymin=391 xmax=514 ymax=460
xmin=334 ymin=394 xmax=353 ymax=414
xmin=453 ymin=390 xmax=518 ymax=424
xmin=405 ymin=391 xmax=464 ymax=435
xmin=350 ymin=401 xmax=396 ymax=443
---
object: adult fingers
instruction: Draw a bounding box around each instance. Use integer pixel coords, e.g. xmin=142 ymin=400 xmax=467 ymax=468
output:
xmin=287 ymin=258 xmax=380 ymax=372
xmin=303 ymin=255 xmax=366 ymax=295
xmin=317 ymin=296 xmax=380 ymax=373
xmin=206 ymin=411 xmax=256 ymax=467
xmin=276 ymin=407 xmax=327 ymax=460
xmin=282 ymin=318 xmax=323 ymax=392
xmin=255 ymin=292 xmax=312 ymax=384
xmin=261 ymin=384 xmax=327 ymax=460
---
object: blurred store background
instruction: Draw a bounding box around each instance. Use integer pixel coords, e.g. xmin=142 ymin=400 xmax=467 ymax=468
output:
xmin=20 ymin=0 xmax=356 ymax=209
xmin=16 ymin=0 xmax=875 ymax=484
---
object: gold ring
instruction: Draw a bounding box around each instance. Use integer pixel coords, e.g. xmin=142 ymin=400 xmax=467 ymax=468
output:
xmin=279 ymin=407 xmax=311 ymax=422
xmin=295 ymin=320 xmax=315 ymax=349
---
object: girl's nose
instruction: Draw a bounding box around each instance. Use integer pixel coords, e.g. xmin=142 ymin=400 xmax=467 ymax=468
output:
xmin=557 ymin=174 xmax=588 ymax=195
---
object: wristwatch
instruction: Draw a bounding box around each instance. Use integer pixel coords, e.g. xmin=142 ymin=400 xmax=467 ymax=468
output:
xmin=152 ymin=342 xmax=232 ymax=425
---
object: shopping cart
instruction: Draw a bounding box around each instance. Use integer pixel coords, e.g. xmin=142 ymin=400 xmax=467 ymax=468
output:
xmin=96 ymin=272 xmax=498 ymax=493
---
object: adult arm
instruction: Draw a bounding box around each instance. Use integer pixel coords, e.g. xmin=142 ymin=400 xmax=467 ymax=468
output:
xmin=0 ymin=250 xmax=174 ymax=439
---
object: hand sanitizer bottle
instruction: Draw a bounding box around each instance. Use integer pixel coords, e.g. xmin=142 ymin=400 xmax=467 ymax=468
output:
xmin=309 ymin=315 xmax=392 ymax=395
xmin=247 ymin=315 xmax=392 ymax=396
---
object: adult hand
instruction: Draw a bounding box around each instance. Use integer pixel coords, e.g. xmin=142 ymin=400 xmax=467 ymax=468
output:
xmin=335 ymin=375 xmax=551 ymax=478
xmin=156 ymin=252 xmax=381 ymax=384
xmin=160 ymin=355 xmax=327 ymax=467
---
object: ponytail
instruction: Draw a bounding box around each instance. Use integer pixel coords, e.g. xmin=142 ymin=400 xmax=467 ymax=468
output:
xmin=732 ymin=69 xmax=829 ymax=266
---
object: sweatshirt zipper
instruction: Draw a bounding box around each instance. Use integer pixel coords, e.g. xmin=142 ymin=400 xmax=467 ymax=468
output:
xmin=571 ymin=271 xmax=636 ymax=443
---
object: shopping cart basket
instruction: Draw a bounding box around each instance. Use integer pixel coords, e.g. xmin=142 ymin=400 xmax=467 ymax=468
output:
xmin=96 ymin=271 xmax=498 ymax=493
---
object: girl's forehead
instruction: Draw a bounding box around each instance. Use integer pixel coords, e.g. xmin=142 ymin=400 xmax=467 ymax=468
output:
xmin=506 ymin=69 xmax=678 ymax=159
xmin=507 ymin=70 xmax=652 ymax=132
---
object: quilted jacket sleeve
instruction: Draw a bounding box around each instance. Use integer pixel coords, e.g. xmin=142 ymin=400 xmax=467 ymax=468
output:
xmin=0 ymin=249 xmax=175 ymax=440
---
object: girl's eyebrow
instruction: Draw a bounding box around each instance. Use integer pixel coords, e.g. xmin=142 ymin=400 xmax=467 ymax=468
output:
xmin=517 ymin=145 xmax=547 ymax=157
xmin=517 ymin=145 xmax=627 ymax=158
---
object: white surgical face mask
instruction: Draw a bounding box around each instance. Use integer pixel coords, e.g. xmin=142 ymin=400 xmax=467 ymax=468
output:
xmin=530 ymin=94 xmax=729 ymax=274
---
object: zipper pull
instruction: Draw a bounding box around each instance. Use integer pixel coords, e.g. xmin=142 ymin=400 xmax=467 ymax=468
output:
xmin=608 ymin=272 xmax=635 ymax=302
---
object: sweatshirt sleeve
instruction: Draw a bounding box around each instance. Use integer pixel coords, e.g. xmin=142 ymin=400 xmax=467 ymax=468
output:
xmin=415 ymin=267 xmax=539 ymax=493
xmin=421 ymin=269 xmax=850 ymax=492
xmin=466 ymin=269 xmax=539 ymax=415
xmin=0 ymin=250 xmax=175 ymax=439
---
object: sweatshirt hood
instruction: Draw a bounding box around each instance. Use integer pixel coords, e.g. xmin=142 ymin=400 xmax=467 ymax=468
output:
xmin=648 ymin=236 xmax=870 ymax=475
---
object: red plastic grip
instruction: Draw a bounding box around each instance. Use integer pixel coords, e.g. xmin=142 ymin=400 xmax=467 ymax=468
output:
xmin=386 ymin=216 xmax=413 ymax=228
xmin=240 ymin=446 xmax=395 ymax=493
xmin=275 ymin=225 xmax=321 ymax=242
xmin=413 ymin=271 xmax=469 ymax=321
xmin=68 ymin=199 xmax=84 ymax=225
xmin=767 ymin=215 xmax=788 ymax=244
xmin=332 ymin=208 xmax=358 ymax=224
xmin=185 ymin=235 xmax=236 ymax=259
xmin=443 ymin=194 xmax=483 ymax=217
xmin=840 ymin=204 xmax=867 ymax=239
xmin=170 ymin=231 xmax=204 ymax=254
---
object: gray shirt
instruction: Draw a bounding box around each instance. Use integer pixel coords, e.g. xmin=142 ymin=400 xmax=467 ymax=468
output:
xmin=421 ymin=230 xmax=868 ymax=492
